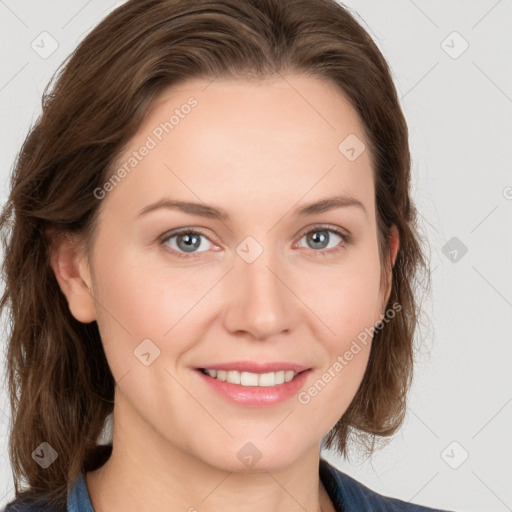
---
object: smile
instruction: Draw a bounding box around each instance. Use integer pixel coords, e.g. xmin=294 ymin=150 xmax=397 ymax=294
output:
xmin=199 ymin=368 xmax=299 ymax=386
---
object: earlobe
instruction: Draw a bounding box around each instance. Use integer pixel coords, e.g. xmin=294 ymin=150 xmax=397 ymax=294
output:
xmin=45 ymin=227 xmax=97 ymax=324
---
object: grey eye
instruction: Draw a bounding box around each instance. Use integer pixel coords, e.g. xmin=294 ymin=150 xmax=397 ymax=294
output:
xmin=164 ymin=231 xmax=212 ymax=254
xmin=298 ymin=229 xmax=343 ymax=251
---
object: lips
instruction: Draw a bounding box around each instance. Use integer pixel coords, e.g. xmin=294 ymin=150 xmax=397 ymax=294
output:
xmin=195 ymin=365 xmax=313 ymax=407
xmin=196 ymin=361 xmax=311 ymax=373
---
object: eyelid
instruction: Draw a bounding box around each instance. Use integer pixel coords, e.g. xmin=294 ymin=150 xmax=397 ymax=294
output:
xmin=159 ymin=226 xmax=214 ymax=242
xmin=295 ymin=223 xmax=352 ymax=244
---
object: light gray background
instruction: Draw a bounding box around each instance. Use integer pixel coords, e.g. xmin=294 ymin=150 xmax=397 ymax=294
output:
xmin=0 ymin=1 xmax=511 ymax=511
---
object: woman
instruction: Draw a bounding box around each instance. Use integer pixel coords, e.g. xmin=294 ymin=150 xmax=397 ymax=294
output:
xmin=0 ymin=0 xmax=455 ymax=511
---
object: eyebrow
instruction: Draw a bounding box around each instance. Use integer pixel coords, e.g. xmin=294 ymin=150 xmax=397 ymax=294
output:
xmin=136 ymin=194 xmax=367 ymax=220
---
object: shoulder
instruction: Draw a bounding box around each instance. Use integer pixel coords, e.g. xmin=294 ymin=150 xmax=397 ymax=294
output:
xmin=319 ymin=458 xmax=457 ymax=512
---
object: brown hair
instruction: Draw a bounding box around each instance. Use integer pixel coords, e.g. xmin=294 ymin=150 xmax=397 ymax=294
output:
xmin=0 ymin=0 xmax=430 ymax=509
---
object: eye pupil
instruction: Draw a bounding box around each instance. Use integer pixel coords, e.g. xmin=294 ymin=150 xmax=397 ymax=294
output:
xmin=177 ymin=233 xmax=201 ymax=252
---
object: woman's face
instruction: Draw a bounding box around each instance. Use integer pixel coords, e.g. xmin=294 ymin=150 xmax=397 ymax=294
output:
xmin=75 ymin=74 xmax=396 ymax=471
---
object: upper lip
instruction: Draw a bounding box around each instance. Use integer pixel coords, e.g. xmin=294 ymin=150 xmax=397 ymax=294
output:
xmin=196 ymin=361 xmax=311 ymax=373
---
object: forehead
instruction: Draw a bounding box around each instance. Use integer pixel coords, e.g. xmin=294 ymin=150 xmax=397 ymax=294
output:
xmin=102 ymin=73 xmax=375 ymax=224
xmin=149 ymin=74 xmax=366 ymax=144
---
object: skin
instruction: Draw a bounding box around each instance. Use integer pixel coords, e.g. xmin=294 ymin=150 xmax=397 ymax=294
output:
xmin=51 ymin=73 xmax=399 ymax=512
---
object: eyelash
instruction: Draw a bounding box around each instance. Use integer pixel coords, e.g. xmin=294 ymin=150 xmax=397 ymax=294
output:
xmin=159 ymin=224 xmax=351 ymax=260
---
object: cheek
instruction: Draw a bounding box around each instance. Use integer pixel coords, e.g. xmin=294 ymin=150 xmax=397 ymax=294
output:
xmin=91 ymin=248 xmax=219 ymax=375
xmin=297 ymin=332 xmax=372 ymax=435
xmin=299 ymin=258 xmax=382 ymax=343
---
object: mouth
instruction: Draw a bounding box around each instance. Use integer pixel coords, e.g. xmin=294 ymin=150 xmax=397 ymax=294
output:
xmin=194 ymin=366 xmax=313 ymax=407
xmin=197 ymin=368 xmax=310 ymax=387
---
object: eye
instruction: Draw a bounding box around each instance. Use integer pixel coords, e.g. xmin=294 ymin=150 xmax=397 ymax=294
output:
xmin=294 ymin=225 xmax=350 ymax=256
xmin=160 ymin=228 xmax=216 ymax=260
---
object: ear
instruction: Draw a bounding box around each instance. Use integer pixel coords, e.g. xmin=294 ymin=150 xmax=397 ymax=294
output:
xmin=375 ymin=224 xmax=400 ymax=325
xmin=45 ymin=226 xmax=97 ymax=323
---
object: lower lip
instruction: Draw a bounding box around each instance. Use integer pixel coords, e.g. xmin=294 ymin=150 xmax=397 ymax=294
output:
xmin=195 ymin=369 xmax=312 ymax=407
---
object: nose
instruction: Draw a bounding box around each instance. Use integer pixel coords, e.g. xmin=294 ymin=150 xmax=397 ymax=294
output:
xmin=221 ymin=245 xmax=300 ymax=341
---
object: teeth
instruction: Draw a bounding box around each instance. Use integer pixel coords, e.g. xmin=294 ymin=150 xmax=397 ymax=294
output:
xmin=202 ymin=369 xmax=297 ymax=386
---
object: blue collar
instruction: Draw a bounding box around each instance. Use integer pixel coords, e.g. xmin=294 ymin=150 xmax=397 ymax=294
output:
xmin=67 ymin=472 xmax=94 ymax=512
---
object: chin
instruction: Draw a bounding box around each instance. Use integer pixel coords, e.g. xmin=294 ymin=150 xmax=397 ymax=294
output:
xmin=198 ymin=441 xmax=310 ymax=474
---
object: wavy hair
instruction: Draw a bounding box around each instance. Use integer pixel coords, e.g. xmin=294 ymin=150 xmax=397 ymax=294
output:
xmin=0 ymin=0 xmax=430 ymax=509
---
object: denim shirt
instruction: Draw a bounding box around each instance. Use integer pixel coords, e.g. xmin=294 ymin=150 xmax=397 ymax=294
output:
xmin=4 ymin=457 xmax=455 ymax=512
